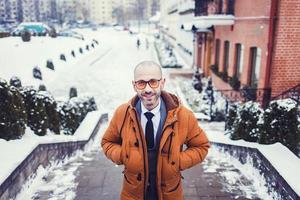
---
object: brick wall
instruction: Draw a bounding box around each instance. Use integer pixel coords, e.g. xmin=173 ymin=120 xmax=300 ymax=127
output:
xmin=213 ymin=0 xmax=271 ymax=89
xmin=270 ymin=0 xmax=300 ymax=96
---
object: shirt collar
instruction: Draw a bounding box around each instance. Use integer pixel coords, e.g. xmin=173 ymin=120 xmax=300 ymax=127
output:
xmin=141 ymin=98 xmax=161 ymax=116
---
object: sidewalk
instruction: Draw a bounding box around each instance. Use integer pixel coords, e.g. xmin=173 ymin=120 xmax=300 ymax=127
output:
xmin=73 ymin=147 xmax=255 ymax=200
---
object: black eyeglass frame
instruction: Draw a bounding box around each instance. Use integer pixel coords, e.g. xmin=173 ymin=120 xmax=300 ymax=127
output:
xmin=134 ymin=78 xmax=162 ymax=89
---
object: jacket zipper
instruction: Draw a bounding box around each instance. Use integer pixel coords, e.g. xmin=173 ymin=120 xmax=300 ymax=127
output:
xmin=133 ymin=109 xmax=147 ymax=200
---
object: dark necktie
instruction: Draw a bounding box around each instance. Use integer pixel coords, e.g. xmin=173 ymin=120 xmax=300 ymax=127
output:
xmin=144 ymin=112 xmax=154 ymax=149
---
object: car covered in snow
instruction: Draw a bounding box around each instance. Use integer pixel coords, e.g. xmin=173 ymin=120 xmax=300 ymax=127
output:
xmin=58 ymin=30 xmax=84 ymax=40
xmin=11 ymin=22 xmax=50 ymax=36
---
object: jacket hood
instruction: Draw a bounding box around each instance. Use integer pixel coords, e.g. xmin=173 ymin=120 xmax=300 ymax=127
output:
xmin=129 ymin=91 xmax=180 ymax=111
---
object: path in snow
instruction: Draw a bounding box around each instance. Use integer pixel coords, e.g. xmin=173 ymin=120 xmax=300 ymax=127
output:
xmin=15 ymin=28 xmax=269 ymax=200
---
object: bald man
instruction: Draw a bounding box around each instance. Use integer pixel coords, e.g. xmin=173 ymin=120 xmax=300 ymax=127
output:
xmin=101 ymin=61 xmax=210 ymax=200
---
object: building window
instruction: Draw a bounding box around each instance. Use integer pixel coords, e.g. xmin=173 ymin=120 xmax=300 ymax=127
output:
xmin=223 ymin=40 xmax=230 ymax=73
xmin=249 ymin=47 xmax=261 ymax=88
xmin=234 ymin=43 xmax=244 ymax=78
xmin=215 ymin=39 xmax=220 ymax=69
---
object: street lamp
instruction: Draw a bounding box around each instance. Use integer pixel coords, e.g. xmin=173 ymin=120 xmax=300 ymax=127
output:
xmin=205 ymin=77 xmax=214 ymax=121
xmin=191 ymin=24 xmax=198 ymax=70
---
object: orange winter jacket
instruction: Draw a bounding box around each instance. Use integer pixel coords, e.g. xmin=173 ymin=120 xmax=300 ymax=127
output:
xmin=101 ymin=91 xmax=210 ymax=200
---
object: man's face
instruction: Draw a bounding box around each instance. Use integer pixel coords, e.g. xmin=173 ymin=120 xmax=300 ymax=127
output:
xmin=133 ymin=65 xmax=165 ymax=110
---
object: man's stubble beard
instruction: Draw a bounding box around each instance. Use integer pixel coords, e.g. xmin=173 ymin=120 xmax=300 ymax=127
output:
xmin=139 ymin=90 xmax=161 ymax=110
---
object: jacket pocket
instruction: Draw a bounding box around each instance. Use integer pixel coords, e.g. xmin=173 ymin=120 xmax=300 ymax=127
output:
xmin=122 ymin=169 xmax=143 ymax=199
xmin=124 ymin=147 xmax=143 ymax=174
xmin=161 ymin=175 xmax=183 ymax=200
xmin=161 ymin=152 xmax=180 ymax=181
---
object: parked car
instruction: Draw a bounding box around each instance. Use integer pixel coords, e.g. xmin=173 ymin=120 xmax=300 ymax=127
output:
xmin=58 ymin=30 xmax=84 ymax=40
xmin=0 ymin=27 xmax=10 ymax=38
xmin=113 ymin=25 xmax=124 ymax=31
xmin=11 ymin=22 xmax=50 ymax=36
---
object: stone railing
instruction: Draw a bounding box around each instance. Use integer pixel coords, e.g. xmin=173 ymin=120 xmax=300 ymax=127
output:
xmin=0 ymin=112 xmax=108 ymax=200
xmin=212 ymin=142 xmax=299 ymax=200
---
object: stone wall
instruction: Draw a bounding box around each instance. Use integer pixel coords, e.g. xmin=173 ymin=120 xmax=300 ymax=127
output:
xmin=0 ymin=113 xmax=108 ymax=200
xmin=213 ymin=142 xmax=299 ymax=200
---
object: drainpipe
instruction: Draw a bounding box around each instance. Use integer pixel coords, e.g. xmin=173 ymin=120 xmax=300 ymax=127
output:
xmin=265 ymin=0 xmax=279 ymax=95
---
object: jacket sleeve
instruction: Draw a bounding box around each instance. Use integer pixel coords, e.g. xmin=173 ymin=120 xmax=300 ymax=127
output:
xmin=179 ymin=111 xmax=210 ymax=171
xmin=101 ymin=107 xmax=124 ymax=165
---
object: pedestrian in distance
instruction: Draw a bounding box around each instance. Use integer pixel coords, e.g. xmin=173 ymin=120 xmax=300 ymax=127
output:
xmin=145 ymin=38 xmax=149 ymax=50
xmin=101 ymin=61 xmax=210 ymax=200
xmin=137 ymin=38 xmax=141 ymax=49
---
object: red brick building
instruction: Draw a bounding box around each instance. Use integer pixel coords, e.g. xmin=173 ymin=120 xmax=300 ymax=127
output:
xmin=192 ymin=0 xmax=300 ymax=105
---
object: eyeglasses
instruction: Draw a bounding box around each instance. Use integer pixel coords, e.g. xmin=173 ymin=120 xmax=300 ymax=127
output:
xmin=134 ymin=79 xmax=162 ymax=90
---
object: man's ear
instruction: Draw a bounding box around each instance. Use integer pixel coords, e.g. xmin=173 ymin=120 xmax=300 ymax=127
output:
xmin=132 ymin=81 xmax=137 ymax=92
xmin=160 ymin=78 xmax=166 ymax=89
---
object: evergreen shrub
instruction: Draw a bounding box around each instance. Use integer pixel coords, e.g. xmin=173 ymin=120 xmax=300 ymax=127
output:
xmin=60 ymin=54 xmax=66 ymax=61
xmin=69 ymin=87 xmax=78 ymax=99
xmin=10 ymin=76 xmax=22 ymax=88
xmin=33 ymin=67 xmax=42 ymax=80
xmin=21 ymin=30 xmax=31 ymax=42
xmin=40 ymin=91 xmax=60 ymax=134
xmin=229 ymin=75 xmax=240 ymax=91
xmin=259 ymin=99 xmax=300 ymax=154
xmin=20 ymin=87 xmax=48 ymax=136
xmin=46 ymin=60 xmax=55 ymax=70
xmin=230 ymin=101 xmax=263 ymax=142
xmin=0 ymin=79 xmax=27 ymax=140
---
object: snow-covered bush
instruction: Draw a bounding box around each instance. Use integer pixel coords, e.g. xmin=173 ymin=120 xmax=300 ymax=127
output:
xmin=20 ymin=87 xmax=49 ymax=136
xmin=9 ymin=76 xmax=22 ymax=88
xmin=38 ymin=84 xmax=47 ymax=91
xmin=60 ymin=54 xmax=66 ymax=61
xmin=93 ymin=39 xmax=99 ymax=45
xmin=225 ymin=103 xmax=239 ymax=132
xmin=230 ymin=101 xmax=263 ymax=142
xmin=154 ymin=40 xmax=182 ymax=68
xmin=259 ymin=99 xmax=300 ymax=154
xmin=49 ymin=27 xmax=57 ymax=38
xmin=58 ymin=96 xmax=97 ymax=135
xmin=0 ymin=79 xmax=27 ymax=140
xmin=192 ymin=70 xmax=202 ymax=93
xmin=71 ymin=50 xmax=75 ymax=57
xmin=40 ymin=91 xmax=60 ymax=135
xmin=46 ymin=60 xmax=55 ymax=70
xmin=1 ymin=77 xmax=98 ymax=138
xmin=179 ymin=77 xmax=226 ymax=121
xmin=21 ymin=30 xmax=31 ymax=42
xmin=33 ymin=67 xmax=42 ymax=80
xmin=228 ymin=75 xmax=240 ymax=91
xmin=69 ymin=87 xmax=78 ymax=99
xmin=58 ymin=101 xmax=79 ymax=135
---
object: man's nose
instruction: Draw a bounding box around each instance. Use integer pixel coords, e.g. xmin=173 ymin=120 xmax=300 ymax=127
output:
xmin=144 ymin=83 xmax=153 ymax=92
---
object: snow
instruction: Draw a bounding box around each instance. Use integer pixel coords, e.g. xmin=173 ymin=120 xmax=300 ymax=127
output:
xmin=271 ymin=98 xmax=298 ymax=112
xmin=204 ymin=146 xmax=272 ymax=200
xmin=201 ymin=121 xmax=300 ymax=196
xmin=0 ymin=110 xmax=102 ymax=185
xmin=14 ymin=121 xmax=109 ymax=200
xmin=0 ymin=26 xmax=299 ymax=199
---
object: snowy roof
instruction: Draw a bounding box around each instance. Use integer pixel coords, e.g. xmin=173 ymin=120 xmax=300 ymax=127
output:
xmin=182 ymin=14 xmax=235 ymax=31
xmin=181 ymin=22 xmax=212 ymax=32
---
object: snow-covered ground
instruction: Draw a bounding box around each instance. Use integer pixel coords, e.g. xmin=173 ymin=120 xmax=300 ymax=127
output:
xmin=0 ymin=27 xmax=299 ymax=199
